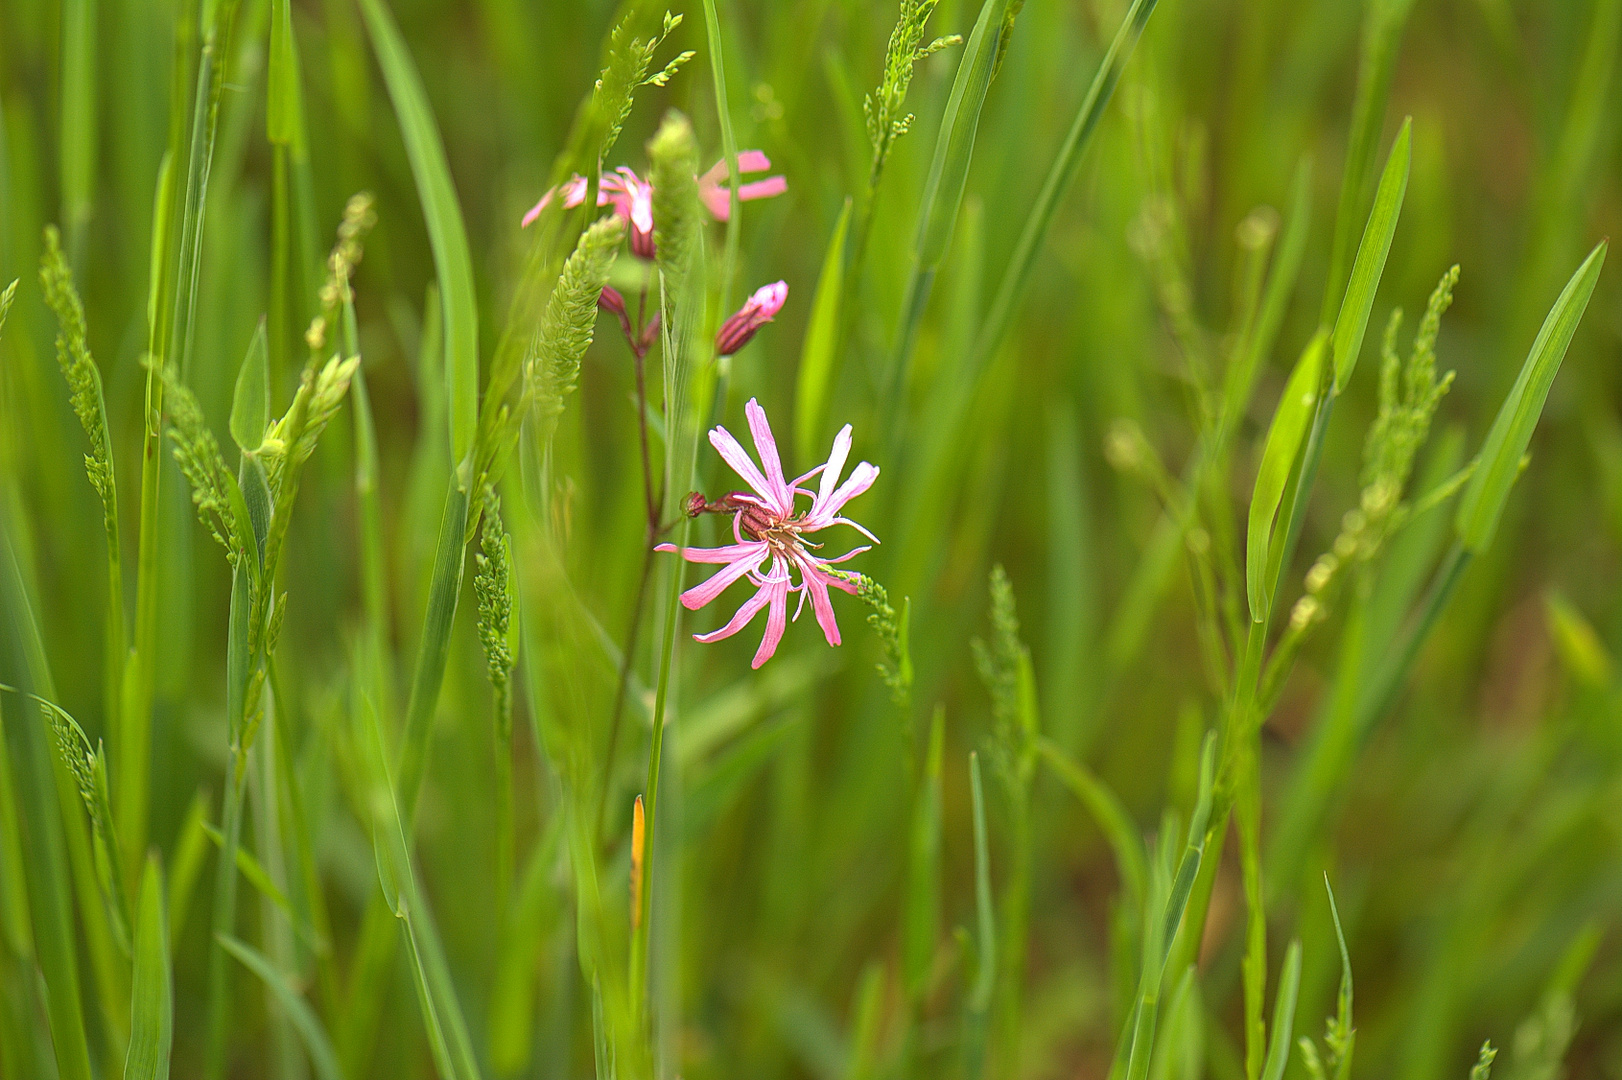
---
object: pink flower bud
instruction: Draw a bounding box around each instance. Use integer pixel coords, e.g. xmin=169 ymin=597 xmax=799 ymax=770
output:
xmin=715 ymin=281 xmax=788 ymax=356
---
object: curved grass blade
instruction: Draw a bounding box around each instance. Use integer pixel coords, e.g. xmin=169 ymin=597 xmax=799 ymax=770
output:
xmin=359 ymin=0 xmax=480 ymax=474
xmin=125 ymin=856 xmax=172 ymax=1080
xmin=1329 ymin=119 xmax=1410 ymax=394
xmin=1247 ymin=331 xmax=1328 ymax=621
xmin=1456 ymin=241 xmax=1607 ymax=551
xmin=217 ymin=935 xmax=343 ymax=1080
xmin=794 ymin=198 xmax=853 ymax=463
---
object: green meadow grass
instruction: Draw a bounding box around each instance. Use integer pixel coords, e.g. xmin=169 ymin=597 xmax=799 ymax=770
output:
xmin=1 ymin=0 xmax=1620 ymax=1078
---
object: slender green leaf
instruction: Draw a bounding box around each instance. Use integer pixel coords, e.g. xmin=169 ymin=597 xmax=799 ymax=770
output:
xmin=795 ymin=198 xmax=853 ymax=464
xmin=973 ymin=0 xmax=1159 ymax=369
xmin=1259 ymin=941 xmax=1303 ymax=1080
xmin=1456 ymin=241 xmax=1606 ymax=550
xmin=1248 ymin=331 xmax=1328 ymax=621
xmin=359 ymin=0 xmax=480 ymax=472
xmin=1321 ymin=0 xmax=1417 ymax=325
xmin=889 ymin=0 xmax=1013 ymax=401
xmin=125 ymin=856 xmax=173 ymax=1080
xmin=1329 ymin=119 xmax=1411 ymax=394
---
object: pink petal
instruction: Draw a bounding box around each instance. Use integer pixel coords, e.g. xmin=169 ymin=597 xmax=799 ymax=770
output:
xmin=736 ymin=150 xmax=772 ymax=173
xmin=744 ymin=398 xmax=793 ymax=513
xmin=678 ymin=549 xmax=766 ymax=610
xmin=700 ymin=185 xmax=732 ymax=220
xmin=802 ymin=565 xmax=841 ymax=647
xmin=752 ymin=574 xmax=791 ymax=668
xmin=694 ymin=581 xmax=774 ymax=643
xmin=813 ymin=425 xmax=853 ymax=514
xmin=655 ymin=540 xmax=769 ymax=565
xmin=737 ymin=176 xmax=788 ymax=203
xmin=709 ymin=426 xmax=779 ymax=508
xmin=807 ymin=461 xmax=878 ymax=526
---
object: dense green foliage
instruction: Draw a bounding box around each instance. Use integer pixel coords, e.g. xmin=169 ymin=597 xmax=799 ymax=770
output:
xmin=0 ymin=1 xmax=1620 ymax=1078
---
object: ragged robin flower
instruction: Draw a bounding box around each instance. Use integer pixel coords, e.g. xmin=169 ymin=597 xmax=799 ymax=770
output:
xmin=658 ymin=398 xmax=879 ymax=668
xmin=522 ymin=151 xmax=786 ymax=259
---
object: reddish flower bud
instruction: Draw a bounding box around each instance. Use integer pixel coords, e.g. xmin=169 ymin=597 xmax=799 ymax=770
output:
xmin=715 ymin=281 xmax=788 ymax=356
xmin=685 ymin=491 xmax=709 ymax=518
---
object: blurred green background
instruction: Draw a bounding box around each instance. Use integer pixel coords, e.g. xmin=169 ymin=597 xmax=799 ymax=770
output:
xmin=2 ymin=0 xmax=1621 ymax=1078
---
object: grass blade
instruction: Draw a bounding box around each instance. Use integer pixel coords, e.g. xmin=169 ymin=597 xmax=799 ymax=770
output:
xmin=1456 ymin=240 xmax=1607 ymax=551
xmin=794 ymin=198 xmax=852 ymax=464
xmin=59 ymin=0 xmax=97 ymax=259
xmin=1247 ymin=331 xmax=1328 ymax=621
xmin=1329 ymin=118 xmax=1411 ymax=394
xmin=888 ymin=0 xmax=1012 ymax=409
xmin=973 ymin=0 xmax=1159 ymax=370
xmin=125 ymin=855 xmax=173 ymax=1080
xmin=0 ymin=510 xmax=93 ymax=1080
xmin=1259 ymin=940 xmax=1303 ymax=1080
xmin=396 ymin=483 xmax=471 ymax=826
xmin=1320 ymin=0 xmax=1417 ymax=325
xmin=359 ymin=0 xmax=480 ymax=474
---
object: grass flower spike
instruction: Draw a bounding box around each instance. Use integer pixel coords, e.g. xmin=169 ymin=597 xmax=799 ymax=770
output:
xmin=659 ymin=398 xmax=878 ymax=668
xmin=716 ymin=280 xmax=787 ymax=355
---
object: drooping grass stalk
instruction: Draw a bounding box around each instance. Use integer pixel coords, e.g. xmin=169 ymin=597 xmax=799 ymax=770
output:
xmin=39 ymin=228 xmax=126 ymax=855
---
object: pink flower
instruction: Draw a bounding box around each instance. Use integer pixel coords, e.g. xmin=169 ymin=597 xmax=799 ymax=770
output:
xmin=715 ymin=281 xmax=788 ymax=356
xmin=657 ymin=398 xmax=879 ymax=668
xmin=523 ymin=152 xmax=785 ymax=258
xmin=698 ymin=150 xmax=788 ymax=220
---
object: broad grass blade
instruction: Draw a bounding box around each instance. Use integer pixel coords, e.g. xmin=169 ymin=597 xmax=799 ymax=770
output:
xmin=795 ymin=198 xmax=853 ymax=464
xmin=1456 ymin=241 xmax=1607 ymax=551
xmin=359 ymin=0 xmax=480 ymax=473
xmin=1247 ymin=331 xmax=1328 ymax=621
xmin=1329 ymin=118 xmax=1410 ymax=394
xmin=125 ymin=856 xmax=173 ymax=1080
xmin=230 ymin=320 xmax=270 ymax=452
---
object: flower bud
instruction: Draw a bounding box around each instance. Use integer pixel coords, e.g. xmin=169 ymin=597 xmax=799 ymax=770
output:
xmin=715 ymin=281 xmax=788 ymax=356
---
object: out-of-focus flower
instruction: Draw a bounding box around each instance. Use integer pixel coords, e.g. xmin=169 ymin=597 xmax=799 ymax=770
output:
xmin=523 ymin=152 xmax=785 ymax=259
xmin=715 ymin=281 xmax=788 ymax=356
xmin=657 ymin=399 xmax=879 ymax=668
xmin=697 ymin=150 xmax=788 ymax=220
